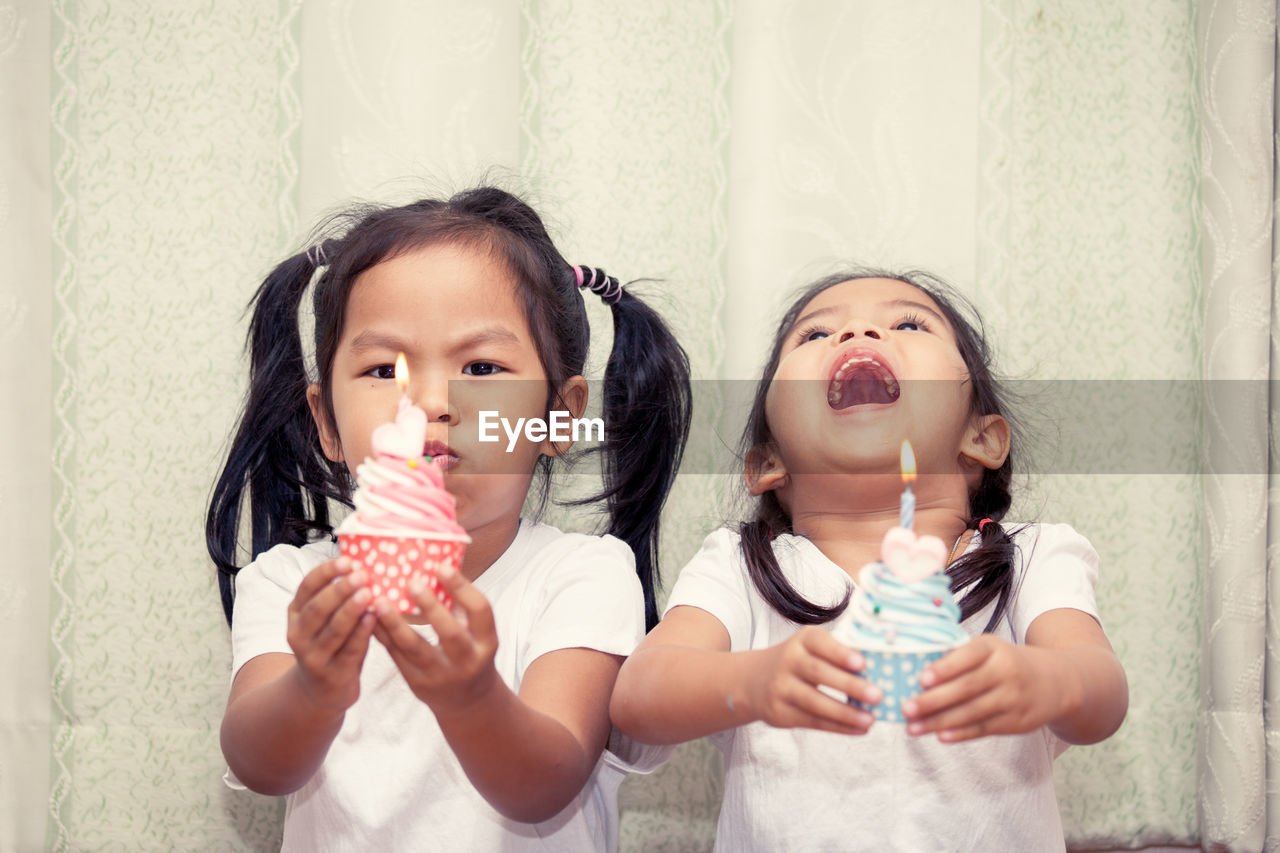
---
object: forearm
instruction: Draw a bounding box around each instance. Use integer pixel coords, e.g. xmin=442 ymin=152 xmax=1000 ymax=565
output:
xmin=1044 ymin=643 xmax=1128 ymax=745
xmin=221 ymin=665 xmax=346 ymax=796
xmin=434 ymin=678 xmax=601 ymax=823
xmin=611 ymin=644 xmax=763 ymax=745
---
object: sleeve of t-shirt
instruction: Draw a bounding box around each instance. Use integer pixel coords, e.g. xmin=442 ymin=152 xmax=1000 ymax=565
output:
xmin=229 ymin=542 xmax=330 ymax=678
xmin=662 ymin=528 xmax=754 ymax=652
xmin=521 ymin=534 xmax=647 ymax=667
xmin=1008 ymin=523 xmax=1101 ymax=645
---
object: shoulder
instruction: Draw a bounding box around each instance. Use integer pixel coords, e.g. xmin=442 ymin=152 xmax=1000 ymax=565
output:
xmin=664 ymin=528 xmax=752 ymax=614
xmin=517 ymin=521 xmax=636 ymax=577
xmin=688 ymin=527 xmax=747 ymax=567
xmin=1003 ymin=522 xmax=1101 ymax=642
xmin=1011 ymin=523 xmax=1099 ymax=574
xmin=504 ymin=522 xmax=641 ymax=606
xmin=237 ymin=539 xmax=337 ymax=594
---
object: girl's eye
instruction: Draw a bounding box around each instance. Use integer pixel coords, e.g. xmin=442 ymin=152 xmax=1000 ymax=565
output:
xmin=368 ymin=364 xmax=396 ymax=380
xmin=796 ymin=326 xmax=830 ymax=344
xmin=463 ymin=361 xmax=503 ymax=377
xmin=895 ymin=314 xmax=930 ymax=332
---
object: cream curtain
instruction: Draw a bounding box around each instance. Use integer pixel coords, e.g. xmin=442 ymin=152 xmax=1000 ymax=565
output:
xmin=0 ymin=0 xmax=1268 ymax=849
xmin=1197 ymin=0 xmax=1278 ymax=850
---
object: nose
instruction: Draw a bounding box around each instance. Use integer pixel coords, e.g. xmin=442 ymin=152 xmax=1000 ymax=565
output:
xmin=414 ymin=376 xmax=461 ymax=425
xmin=837 ymin=320 xmax=884 ymax=343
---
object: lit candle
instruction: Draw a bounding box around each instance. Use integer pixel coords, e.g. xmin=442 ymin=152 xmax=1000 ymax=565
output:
xmin=394 ymin=352 xmax=411 ymax=414
xmin=370 ymin=353 xmax=427 ymax=461
xmin=899 ymin=440 xmax=916 ymax=529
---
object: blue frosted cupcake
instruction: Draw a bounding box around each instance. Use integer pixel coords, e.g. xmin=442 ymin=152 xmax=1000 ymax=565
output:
xmin=833 ymin=527 xmax=969 ymax=722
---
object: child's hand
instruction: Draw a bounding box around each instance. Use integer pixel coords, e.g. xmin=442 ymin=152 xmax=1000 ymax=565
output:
xmin=287 ymin=556 xmax=376 ymax=713
xmin=372 ymin=566 xmax=502 ymax=717
xmin=744 ymin=626 xmax=881 ymax=735
xmin=901 ymin=635 xmax=1062 ymax=742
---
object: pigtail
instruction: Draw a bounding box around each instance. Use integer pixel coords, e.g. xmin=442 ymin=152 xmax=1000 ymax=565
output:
xmin=588 ymin=277 xmax=692 ymax=630
xmin=740 ymin=515 xmax=850 ymax=625
xmin=947 ymin=466 xmax=1020 ymax=631
xmin=205 ymin=247 xmax=348 ymax=625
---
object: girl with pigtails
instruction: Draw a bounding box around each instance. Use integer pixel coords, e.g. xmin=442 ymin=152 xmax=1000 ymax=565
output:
xmin=206 ymin=187 xmax=690 ymax=851
xmin=611 ymin=269 xmax=1128 ymax=851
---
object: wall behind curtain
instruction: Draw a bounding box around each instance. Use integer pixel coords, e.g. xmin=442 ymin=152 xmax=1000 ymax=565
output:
xmin=1 ymin=0 xmax=1203 ymax=849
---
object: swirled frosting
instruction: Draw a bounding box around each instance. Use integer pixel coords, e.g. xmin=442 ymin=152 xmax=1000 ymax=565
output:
xmin=335 ymin=396 xmax=468 ymax=540
xmin=337 ymin=453 xmax=467 ymax=539
xmin=838 ymin=527 xmax=967 ymax=651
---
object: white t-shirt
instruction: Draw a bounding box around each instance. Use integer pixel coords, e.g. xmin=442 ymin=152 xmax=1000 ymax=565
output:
xmin=227 ymin=520 xmax=666 ymax=852
xmin=665 ymin=523 xmax=1101 ymax=853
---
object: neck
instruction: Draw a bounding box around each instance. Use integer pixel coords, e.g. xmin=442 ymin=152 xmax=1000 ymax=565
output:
xmin=782 ymin=472 xmax=972 ymax=577
xmin=457 ymin=514 xmax=521 ymax=582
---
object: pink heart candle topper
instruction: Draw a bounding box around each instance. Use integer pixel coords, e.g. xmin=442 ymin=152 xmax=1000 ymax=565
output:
xmin=881 ymin=526 xmax=948 ymax=584
xmin=370 ymin=353 xmax=427 ymax=459
xmin=371 ymin=401 xmax=426 ymax=459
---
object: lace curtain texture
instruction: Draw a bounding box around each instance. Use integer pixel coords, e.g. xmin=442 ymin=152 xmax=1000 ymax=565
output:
xmin=0 ymin=0 xmax=1274 ymax=849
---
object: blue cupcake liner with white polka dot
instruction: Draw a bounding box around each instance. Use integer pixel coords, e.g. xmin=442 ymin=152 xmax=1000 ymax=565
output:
xmin=850 ymin=647 xmax=948 ymax=722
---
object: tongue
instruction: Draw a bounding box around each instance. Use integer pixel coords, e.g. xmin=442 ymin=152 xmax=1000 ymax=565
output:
xmin=831 ymin=365 xmax=898 ymax=409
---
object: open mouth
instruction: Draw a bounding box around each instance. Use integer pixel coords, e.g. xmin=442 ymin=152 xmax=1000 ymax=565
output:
xmin=827 ymin=351 xmax=901 ymax=410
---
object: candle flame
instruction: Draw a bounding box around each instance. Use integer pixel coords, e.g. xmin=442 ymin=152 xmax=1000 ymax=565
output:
xmin=395 ymin=352 xmax=409 ymax=393
xmin=900 ymin=440 xmax=916 ymax=484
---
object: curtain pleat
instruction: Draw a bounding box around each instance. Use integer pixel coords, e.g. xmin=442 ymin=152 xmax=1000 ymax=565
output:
xmin=0 ymin=3 xmax=53 ymax=852
xmin=1196 ymin=0 xmax=1277 ymax=850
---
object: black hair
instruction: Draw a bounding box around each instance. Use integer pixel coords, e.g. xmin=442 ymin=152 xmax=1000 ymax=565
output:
xmin=207 ymin=187 xmax=691 ymax=629
xmin=738 ymin=267 xmax=1020 ymax=631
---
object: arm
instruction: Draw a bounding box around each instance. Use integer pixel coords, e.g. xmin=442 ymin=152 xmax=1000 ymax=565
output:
xmin=903 ymin=608 xmax=1128 ymax=745
xmin=372 ymin=570 xmax=621 ymax=824
xmin=221 ymin=558 xmax=375 ymax=794
xmin=610 ymin=605 xmax=881 ymax=746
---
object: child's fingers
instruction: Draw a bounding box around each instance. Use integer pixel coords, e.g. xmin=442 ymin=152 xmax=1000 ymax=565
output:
xmin=333 ymin=611 xmax=377 ymax=669
xmin=427 ymin=571 xmax=496 ymax=665
xmin=904 ymin=681 xmax=1002 ymax=735
xmin=903 ymin=664 xmax=993 ymax=723
xmin=289 ymin=569 xmax=367 ymax=656
xmin=438 ymin=568 xmax=496 ymax=642
xmin=800 ymin=628 xmax=866 ymax=672
xmin=933 ymin=713 xmax=1014 ymax=744
xmin=918 ymin=636 xmax=996 ymax=688
xmin=797 ymin=655 xmax=883 ymax=708
xmin=291 ymin=557 xmax=354 ymax=612
xmin=373 ymin=598 xmax=446 ymax=670
xmin=785 ymin=680 xmax=876 ymax=734
xmin=309 ymin=583 xmax=372 ymax=656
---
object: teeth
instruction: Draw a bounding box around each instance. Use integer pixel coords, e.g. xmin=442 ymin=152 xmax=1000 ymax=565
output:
xmin=827 ymin=354 xmax=900 ymax=405
xmin=833 ymin=355 xmax=879 ymax=381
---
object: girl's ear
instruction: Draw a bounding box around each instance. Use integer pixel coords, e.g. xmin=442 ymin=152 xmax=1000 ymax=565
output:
xmin=543 ymin=375 xmax=589 ymax=457
xmin=960 ymin=413 xmax=1010 ymax=470
xmin=745 ymin=444 xmax=789 ymax=496
xmin=306 ymin=383 xmax=345 ymax=463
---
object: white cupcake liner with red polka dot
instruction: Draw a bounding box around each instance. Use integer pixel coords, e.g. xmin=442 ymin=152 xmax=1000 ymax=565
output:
xmin=338 ymin=532 xmax=469 ymax=613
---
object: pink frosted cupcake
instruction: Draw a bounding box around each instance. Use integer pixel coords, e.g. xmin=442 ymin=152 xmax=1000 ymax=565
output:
xmin=335 ymin=397 xmax=469 ymax=613
xmin=834 ymin=527 xmax=968 ymax=721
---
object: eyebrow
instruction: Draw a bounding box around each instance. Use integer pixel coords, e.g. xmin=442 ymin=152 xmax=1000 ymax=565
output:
xmin=446 ymin=326 xmax=522 ymax=355
xmin=789 ymin=298 xmax=949 ymax=334
xmin=347 ymin=326 xmax=522 ymax=356
xmin=348 ymin=330 xmax=411 ymax=354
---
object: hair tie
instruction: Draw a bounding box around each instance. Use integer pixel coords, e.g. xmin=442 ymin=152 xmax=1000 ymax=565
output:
xmin=978 ymin=517 xmax=994 ymax=532
xmin=572 ymin=264 xmax=623 ymax=305
xmin=306 ymin=242 xmax=328 ymax=268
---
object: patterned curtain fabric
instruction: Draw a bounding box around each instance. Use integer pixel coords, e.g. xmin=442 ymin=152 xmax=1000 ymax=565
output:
xmin=1196 ymin=1 xmax=1277 ymax=850
xmin=0 ymin=0 xmax=1267 ymax=849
